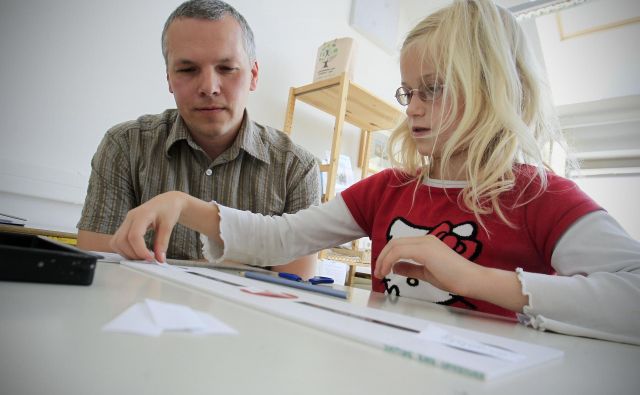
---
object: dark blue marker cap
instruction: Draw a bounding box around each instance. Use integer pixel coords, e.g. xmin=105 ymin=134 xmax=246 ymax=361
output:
xmin=278 ymin=272 xmax=302 ymax=282
xmin=308 ymin=276 xmax=334 ymax=285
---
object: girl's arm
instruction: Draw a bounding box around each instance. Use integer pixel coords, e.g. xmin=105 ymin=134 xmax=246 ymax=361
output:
xmin=201 ymin=194 xmax=366 ymax=266
xmin=110 ymin=191 xmax=220 ymax=262
xmin=110 ymin=191 xmax=367 ymax=266
xmin=518 ymin=210 xmax=640 ymax=344
xmin=375 ymin=210 xmax=640 ymax=344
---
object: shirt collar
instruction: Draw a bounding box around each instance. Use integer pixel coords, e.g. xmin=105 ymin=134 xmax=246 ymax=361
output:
xmin=165 ymin=112 xmax=199 ymax=157
xmin=423 ymin=177 xmax=468 ymax=189
xmin=233 ymin=111 xmax=271 ymax=164
xmin=165 ymin=110 xmax=270 ymax=164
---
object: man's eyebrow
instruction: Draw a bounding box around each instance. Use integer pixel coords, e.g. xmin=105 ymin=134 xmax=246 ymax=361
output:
xmin=217 ymin=57 xmax=240 ymax=64
xmin=173 ymin=57 xmax=239 ymax=65
xmin=173 ymin=59 xmax=196 ymax=65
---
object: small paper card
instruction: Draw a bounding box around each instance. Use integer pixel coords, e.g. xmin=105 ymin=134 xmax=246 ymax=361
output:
xmin=313 ymin=37 xmax=356 ymax=82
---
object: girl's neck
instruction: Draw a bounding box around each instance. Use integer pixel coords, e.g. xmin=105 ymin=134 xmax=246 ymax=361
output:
xmin=427 ymin=153 xmax=467 ymax=181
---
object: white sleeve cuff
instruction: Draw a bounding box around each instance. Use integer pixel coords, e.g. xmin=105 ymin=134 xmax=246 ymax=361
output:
xmin=200 ymin=202 xmax=225 ymax=264
xmin=515 ymin=268 xmax=640 ymax=345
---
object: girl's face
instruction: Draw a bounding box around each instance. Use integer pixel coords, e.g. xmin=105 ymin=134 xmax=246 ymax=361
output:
xmin=399 ymin=45 xmax=460 ymax=160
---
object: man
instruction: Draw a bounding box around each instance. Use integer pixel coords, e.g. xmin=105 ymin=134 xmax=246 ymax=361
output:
xmin=77 ymin=0 xmax=320 ymax=278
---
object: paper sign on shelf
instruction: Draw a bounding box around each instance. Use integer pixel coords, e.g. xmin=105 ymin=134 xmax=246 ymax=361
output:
xmin=313 ymin=37 xmax=356 ymax=82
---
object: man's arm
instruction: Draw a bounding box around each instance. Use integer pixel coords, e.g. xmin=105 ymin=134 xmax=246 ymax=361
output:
xmin=77 ymin=130 xmax=136 ymax=253
xmin=270 ymin=254 xmax=317 ymax=280
xmin=77 ymin=230 xmax=114 ymax=253
xmin=278 ymin=157 xmax=322 ymax=280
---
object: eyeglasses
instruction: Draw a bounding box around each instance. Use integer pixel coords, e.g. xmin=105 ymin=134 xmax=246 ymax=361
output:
xmin=395 ymin=84 xmax=444 ymax=106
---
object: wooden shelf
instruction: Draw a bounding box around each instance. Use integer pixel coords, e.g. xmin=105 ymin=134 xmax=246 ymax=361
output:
xmin=283 ymin=73 xmax=403 ymax=201
xmin=290 ymin=75 xmax=401 ymax=132
xmin=283 ymin=74 xmax=402 ymax=286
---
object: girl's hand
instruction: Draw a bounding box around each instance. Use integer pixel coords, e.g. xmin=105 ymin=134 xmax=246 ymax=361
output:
xmin=374 ymin=235 xmax=529 ymax=312
xmin=374 ymin=235 xmax=484 ymax=298
xmin=110 ymin=191 xmax=188 ymax=262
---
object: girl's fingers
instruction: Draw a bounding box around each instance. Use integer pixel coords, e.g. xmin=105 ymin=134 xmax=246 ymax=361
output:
xmin=391 ymin=260 xmax=426 ymax=279
xmin=153 ymin=220 xmax=173 ymax=263
xmin=111 ymin=217 xmax=135 ymax=259
xmin=125 ymin=215 xmax=155 ymax=261
xmin=375 ymin=239 xmax=425 ymax=278
xmin=376 ymin=235 xmax=444 ymax=277
xmin=109 ymin=193 xmax=188 ymax=262
xmin=115 ymin=230 xmax=144 ymax=260
xmin=110 ymin=210 xmax=153 ymax=261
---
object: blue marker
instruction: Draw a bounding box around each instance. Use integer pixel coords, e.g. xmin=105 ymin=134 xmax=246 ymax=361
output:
xmin=278 ymin=272 xmax=335 ymax=285
xmin=243 ymin=271 xmax=347 ymax=299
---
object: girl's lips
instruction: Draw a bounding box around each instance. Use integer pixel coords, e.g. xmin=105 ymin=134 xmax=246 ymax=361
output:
xmin=411 ymin=127 xmax=432 ymax=138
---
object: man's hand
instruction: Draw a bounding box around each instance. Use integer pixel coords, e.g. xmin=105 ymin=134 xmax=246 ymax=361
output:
xmin=271 ymin=255 xmax=317 ymax=280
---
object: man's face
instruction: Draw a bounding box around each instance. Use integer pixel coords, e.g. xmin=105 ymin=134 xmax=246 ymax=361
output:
xmin=165 ymin=16 xmax=258 ymax=142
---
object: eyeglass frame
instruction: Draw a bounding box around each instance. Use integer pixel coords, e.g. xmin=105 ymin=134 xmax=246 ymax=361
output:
xmin=394 ymin=84 xmax=445 ymax=106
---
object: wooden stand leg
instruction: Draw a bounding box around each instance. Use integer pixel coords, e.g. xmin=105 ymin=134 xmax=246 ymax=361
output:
xmin=283 ymin=87 xmax=296 ymax=135
xmin=325 ymin=73 xmax=350 ymax=200
xmin=359 ymin=129 xmax=372 ymax=179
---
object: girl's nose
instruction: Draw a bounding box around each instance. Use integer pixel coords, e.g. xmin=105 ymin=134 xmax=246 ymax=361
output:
xmin=405 ymin=93 xmax=425 ymax=117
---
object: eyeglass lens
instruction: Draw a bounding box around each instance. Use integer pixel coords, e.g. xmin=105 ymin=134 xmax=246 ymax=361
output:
xmin=394 ymin=85 xmax=442 ymax=106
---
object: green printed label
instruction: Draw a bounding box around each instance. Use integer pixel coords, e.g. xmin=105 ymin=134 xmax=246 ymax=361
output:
xmin=383 ymin=345 xmax=413 ymax=359
xmin=417 ymin=354 xmax=436 ymax=366
xmin=441 ymin=362 xmax=485 ymax=380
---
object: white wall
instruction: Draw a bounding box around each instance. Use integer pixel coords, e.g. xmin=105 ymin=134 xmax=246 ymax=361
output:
xmin=535 ymin=0 xmax=640 ymax=105
xmin=0 ymin=0 xmax=402 ymax=231
xmin=573 ymin=175 xmax=640 ymax=239
xmin=2 ymin=0 xmax=638 ymax=241
xmin=534 ymin=0 xmax=640 ymax=239
xmin=240 ymin=0 xmax=401 ymax=163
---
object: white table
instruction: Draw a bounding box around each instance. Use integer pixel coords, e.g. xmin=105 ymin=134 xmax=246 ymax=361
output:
xmin=1 ymin=261 xmax=638 ymax=395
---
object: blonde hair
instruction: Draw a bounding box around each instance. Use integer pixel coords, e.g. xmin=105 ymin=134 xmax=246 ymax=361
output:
xmin=388 ymin=0 xmax=566 ymax=226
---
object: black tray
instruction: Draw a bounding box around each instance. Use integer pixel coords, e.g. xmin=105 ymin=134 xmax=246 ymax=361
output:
xmin=0 ymin=231 xmax=98 ymax=285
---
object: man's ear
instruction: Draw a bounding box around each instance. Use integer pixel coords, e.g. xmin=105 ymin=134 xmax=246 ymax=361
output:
xmin=167 ymin=72 xmax=174 ymax=94
xmin=249 ymin=61 xmax=259 ymax=91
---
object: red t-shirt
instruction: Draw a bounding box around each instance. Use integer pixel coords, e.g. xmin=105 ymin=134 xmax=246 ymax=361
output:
xmin=341 ymin=166 xmax=601 ymax=317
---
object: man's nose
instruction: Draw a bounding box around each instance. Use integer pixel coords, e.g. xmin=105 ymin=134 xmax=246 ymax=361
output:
xmin=198 ymin=68 xmax=220 ymax=96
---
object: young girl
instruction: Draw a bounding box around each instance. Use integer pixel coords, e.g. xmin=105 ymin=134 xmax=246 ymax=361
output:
xmin=110 ymin=0 xmax=640 ymax=345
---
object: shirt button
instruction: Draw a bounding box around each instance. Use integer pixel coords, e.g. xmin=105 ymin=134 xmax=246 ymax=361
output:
xmin=205 ymin=169 xmax=213 ymax=176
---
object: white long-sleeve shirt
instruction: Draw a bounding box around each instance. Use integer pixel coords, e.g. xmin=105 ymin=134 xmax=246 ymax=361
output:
xmin=202 ymin=195 xmax=640 ymax=345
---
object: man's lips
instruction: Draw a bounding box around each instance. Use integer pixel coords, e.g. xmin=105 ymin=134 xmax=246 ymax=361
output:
xmin=195 ymin=106 xmax=225 ymax=111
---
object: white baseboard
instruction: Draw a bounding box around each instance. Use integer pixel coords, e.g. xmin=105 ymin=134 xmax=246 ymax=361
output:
xmin=0 ymin=157 xmax=88 ymax=205
xmin=0 ymin=157 xmax=87 ymax=231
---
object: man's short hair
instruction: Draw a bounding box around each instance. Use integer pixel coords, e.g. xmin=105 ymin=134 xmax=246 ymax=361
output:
xmin=161 ymin=0 xmax=256 ymax=65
